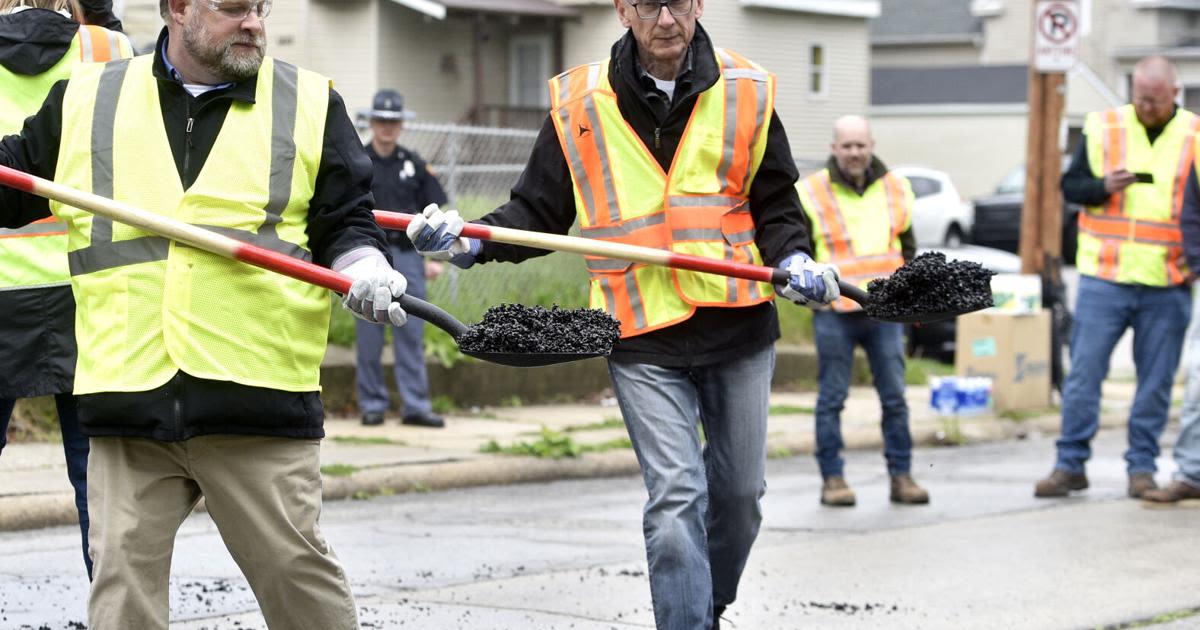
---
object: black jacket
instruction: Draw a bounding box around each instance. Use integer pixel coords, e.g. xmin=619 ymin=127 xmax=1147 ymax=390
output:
xmin=0 ymin=29 xmax=388 ymax=440
xmin=1061 ymin=108 xmax=1177 ymax=207
xmin=367 ymin=143 xmax=448 ymax=249
xmin=473 ymin=25 xmax=813 ymax=367
xmin=0 ymin=9 xmax=100 ymax=398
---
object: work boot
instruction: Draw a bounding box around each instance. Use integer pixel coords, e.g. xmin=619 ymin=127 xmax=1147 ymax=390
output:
xmin=1034 ymin=469 xmax=1088 ymax=497
xmin=889 ymin=474 xmax=930 ymax=504
xmin=361 ymin=411 xmax=384 ymax=426
xmin=1141 ymin=480 xmax=1200 ymax=503
xmin=820 ymin=476 xmax=856 ymax=506
xmin=402 ymin=412 xmax=445 ymax=428
xmin=1127 ymin=472 xmax=1158 ymax=498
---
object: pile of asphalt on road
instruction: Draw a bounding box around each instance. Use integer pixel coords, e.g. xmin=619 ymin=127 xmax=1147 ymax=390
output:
xmin=864 ymin=251 xmax=995 ymax=320
xmin=457 ymin=304 xmax=622 ymax=355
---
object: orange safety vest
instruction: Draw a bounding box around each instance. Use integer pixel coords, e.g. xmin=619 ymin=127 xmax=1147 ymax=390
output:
xmin=798 ymin=169 xmax=911 ymax=312
xmin=549 ymin=48 xmax=776 ymax=338
xmin=1079 ymin=105 xmax=1199 ymax=285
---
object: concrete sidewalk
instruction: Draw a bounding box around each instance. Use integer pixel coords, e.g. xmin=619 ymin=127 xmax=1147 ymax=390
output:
xmin=0 ymin=380 xmax=1140 ymax=532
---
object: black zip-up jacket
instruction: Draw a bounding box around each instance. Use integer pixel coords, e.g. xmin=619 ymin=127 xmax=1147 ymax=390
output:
xmin=0 ymin=29 xmax=388 ymax=440
xmin=474 ymin=24 xmax=813 ymax=367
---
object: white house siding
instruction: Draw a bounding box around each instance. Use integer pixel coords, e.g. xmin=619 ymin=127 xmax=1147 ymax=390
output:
xmin=561 ymin=5 xmax=625 ymax=68
xmin=871 ymin=111 xmax=1027 ymax=199
xmin=306 ymin=0 xmax=379 ymax=116
xmin=263 ymin=0 xmax=308 ymax=68
xmin=872 ymin=43 xmax=981 ymax=68
xmin=375 ymin=6 xmax=482 ymax=123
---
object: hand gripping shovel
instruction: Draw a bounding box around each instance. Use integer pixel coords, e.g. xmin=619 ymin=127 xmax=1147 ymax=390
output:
xmin=374 ymin=211 xmax=992 ymax=324
xmin=0 ymin=165 xmax=609 ymax=367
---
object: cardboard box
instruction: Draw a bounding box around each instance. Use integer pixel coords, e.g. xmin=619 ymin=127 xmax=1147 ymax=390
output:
xmin=955 ymin=309 xmax=1051 ymax=411
xmin=989 ymin=273 xmax=1042 ymax=314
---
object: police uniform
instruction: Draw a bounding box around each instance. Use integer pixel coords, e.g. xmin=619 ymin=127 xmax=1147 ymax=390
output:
xmin=356 ymin=93 xmax=448 ymax=427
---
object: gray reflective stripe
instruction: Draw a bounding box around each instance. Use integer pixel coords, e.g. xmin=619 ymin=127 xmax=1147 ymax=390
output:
xmin=741 ymin=79 xmax=768 ymax=192
xmin=258 ymin=60 xmax=299 ymax=243
xmin=558 ymin=106 xmax=600 ymax=225
xmin=727 ymin=228 xmax=756 ymax=243
xmin=714 ymin=68 xmax=740 ymax=189
xmin=89 ymin=59 xmax=129 ymax=247
xmin=78 ymin=27 xmax=94 ymax=62
xmin=724 ymin=68 xmax=767 ymax=82
xmin=582 ymin=95 xmax=621 ymax=224
xmin=586 ymin=62 xmax=601 ymax=90
xmin=746 ymin=245 xmax=762 ymax=299
xmin=672 ymin=228 xmax=723 ymax=241
xmin=0 ymin=221 xmax=67 ymax=237
xmin=724 ymin=242 xmax=738 ymax=301
xmin=68 ymin=236 xmax=169 ymax=275
xmin=558 ymin=73 xmax=572 ymax=106
xmin=581 ymin=212 xmax=666 ymax=238
xmin=667 ymin=195 xmax=741 ymax=208
xmin=586 ymin=257 xmax=630 ymax=271
xmin=599 ymin=276 xmax=619 ymax=320
xmin=624 ymin=269 xmax=647 ymax=329
xmin=198 ymin=225 xmax=313 ymax=261
xmin=106 ymin=30 xmax=122 ymax=58
xmin=813 ymin=174 xmax=856 ymax=258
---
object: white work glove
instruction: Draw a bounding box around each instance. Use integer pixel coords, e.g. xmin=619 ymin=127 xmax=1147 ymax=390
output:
xmin=777 ymin=252 xmax=840 ymax=307
xmin=405 ymin=203 xmax=479 ymax=267
xmin=335 ymin=248 xmax=408 ymax=326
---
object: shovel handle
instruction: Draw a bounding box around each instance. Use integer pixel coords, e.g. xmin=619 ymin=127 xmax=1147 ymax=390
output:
xmin=0 ymin=165 xmax=472 ymax=335
xmin=374 ymin=210 xmax=870 ymax=308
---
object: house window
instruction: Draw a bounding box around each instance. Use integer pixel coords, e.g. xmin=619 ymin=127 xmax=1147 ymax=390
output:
xmin=809 ymin=44 xmax=825 ymax=95
xmin=509 ymin=35 xmax=551 ymax=108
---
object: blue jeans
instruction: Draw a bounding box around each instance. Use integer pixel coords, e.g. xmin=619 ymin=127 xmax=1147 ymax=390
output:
xmin=0 ymin=394 xmax=91 ymax=578
xmin=1056 ymin=276 xmax=1191 ymax=474
xmin=812 ymin=311 xmax=912 ymax=478
xmin=355 ymin=246 xmax=433 ymax=417
xmin=607 ymin=344 xmax=773 ymax=630
xmin=1173 ymin=284 xmax=1200 ymax=488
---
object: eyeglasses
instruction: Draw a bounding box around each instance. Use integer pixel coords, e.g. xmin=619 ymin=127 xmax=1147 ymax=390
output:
xmin=627 ymin=0 xmax=693 ymax=20
xmin=201 ymin=0 xmax=271 ymax=21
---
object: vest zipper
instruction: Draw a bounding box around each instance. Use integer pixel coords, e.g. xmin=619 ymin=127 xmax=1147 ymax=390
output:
xmin=183 ymin=116 xmax=195 ymax=182
xmin=171 ymin=372 xmax=183 ymax=437
xmin=654 ymin=127 xmax=661 ymax=149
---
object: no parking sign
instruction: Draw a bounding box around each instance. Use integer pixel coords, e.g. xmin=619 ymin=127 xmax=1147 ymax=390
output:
xmin=1034 ymin=0 xmax=1080 ymax=72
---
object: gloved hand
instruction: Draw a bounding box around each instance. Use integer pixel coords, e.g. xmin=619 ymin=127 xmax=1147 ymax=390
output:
xmin=335 ymin=248 xmax=408 ymax=326
xmin=405 ymin=203 xmax=480 ymax=268
xmin=777 ymin=252 xmax=840 ymax=306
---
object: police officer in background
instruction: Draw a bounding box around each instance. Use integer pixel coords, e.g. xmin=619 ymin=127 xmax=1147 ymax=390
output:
xmin=357 ymin=89 xmax=448 ymax=428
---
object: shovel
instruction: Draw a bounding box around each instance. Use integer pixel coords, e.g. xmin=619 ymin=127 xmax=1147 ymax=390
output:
xmin=0 ymin=165 xmax=608 ymax=367
xmin=374 ymin=211 xmax=985 ymax=324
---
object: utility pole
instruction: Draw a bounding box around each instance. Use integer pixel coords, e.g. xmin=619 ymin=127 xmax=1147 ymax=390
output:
xmin=1020 ymin=0 xmax=1079 ymax=274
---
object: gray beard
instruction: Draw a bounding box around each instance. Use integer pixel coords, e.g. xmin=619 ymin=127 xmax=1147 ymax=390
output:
xmin=181 ymin=18 xmax=265 ymax=82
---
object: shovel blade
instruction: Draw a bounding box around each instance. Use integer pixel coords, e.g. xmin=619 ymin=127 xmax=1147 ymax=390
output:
xmin=461 ymin=350 xmax=609 ymax=368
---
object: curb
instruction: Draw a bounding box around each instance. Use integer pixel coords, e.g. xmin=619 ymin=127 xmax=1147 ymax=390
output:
xmin=0 ymin=413 xmax=1122 ymax=533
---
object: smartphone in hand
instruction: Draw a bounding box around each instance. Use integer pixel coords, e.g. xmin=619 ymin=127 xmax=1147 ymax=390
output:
xmin=1133 ymin=172 xmax=1155 ymax=184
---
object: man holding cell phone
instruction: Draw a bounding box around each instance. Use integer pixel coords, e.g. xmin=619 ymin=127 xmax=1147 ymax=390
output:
xmin=1036 ymin=55 xmax=1197 ymax=500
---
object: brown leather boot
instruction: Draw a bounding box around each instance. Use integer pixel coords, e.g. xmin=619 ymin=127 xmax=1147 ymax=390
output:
xmin=889 ymin=474 xmax=930 ymax=504
xmin=820 ymin=476 xmax=856 ymax=506
xmin=1034 ymin=469 xmax=1088 ymax=497
xmin=1127 ymin=472 xmax=1158 ymax=498
xmin=1141 ymin=480 xmax=1200 ymax=503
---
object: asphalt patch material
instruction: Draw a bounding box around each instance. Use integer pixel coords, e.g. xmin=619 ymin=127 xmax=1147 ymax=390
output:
xmin=864 ymin=251 xmax=995 ymax=320
xmin=458 ymin=304 xmax=621 ymax=355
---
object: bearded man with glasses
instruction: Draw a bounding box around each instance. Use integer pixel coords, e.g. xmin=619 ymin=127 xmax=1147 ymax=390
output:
xmin=0 ymin=0 xmax=406 ymax=627
xmin=405 ymin=0 xmax=833 ymax=628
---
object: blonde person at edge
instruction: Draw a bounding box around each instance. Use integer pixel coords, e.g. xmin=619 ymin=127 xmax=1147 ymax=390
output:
xmin=0 ymin=0 xmax=407 ymax=627
xmin=0 ymin=0 xmax=131 ymax=579
xmin=1035 ymin=56 xmax=1196 ymax=500
xmin=797 ymin=115 xmax=928 ymax=507
xmin=406 ymin=1 xmax=840 ymax=628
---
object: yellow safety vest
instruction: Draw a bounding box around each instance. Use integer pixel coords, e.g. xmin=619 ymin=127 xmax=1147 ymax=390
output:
xmin=53 ymin=55 xmax=331 ymax=394
xmin=1078 ymin=104 xmax=1199 ymax=286
xmin=797 ymin=168 xmax=912 ymax=312
xmin=549 ymin=48 xmax=775 ymax=338
xmin=0 ymin=24 xmax=133 ymax=291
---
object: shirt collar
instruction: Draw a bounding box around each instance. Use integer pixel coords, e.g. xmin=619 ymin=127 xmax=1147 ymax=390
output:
xmin=160 ymin=35 xmax=236 ymax=91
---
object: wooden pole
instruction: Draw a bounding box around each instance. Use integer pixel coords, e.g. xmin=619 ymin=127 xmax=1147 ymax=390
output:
xmin=1020 ymin=68 xmax=1046 ymax=274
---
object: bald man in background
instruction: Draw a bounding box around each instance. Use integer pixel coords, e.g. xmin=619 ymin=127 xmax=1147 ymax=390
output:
xmin=795 ymin=115 xmax=927 ymax=507
xmin=1036 ymin=56 xmax=1196 ymax=499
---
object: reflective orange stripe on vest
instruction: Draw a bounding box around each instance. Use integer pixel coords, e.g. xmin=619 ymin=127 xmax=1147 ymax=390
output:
xmin=1173 ymin=116 xmax=1200 ymax=218
xmin=78 ymin=25 xmax=124 ymax=63
xmin=1078 ymin=213 xmax=1182 ymax=246
xmin=0 ymin=217 xmax=67 ymax=239
xmin=1101 ymin=108 xmax=1127 ymax=215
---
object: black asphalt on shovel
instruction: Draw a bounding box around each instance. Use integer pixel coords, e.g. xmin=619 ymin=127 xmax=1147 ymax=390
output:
xmin=375 ymin=211 xmax=993 ymax=325
xmin=0 ymin=165 xmax=617 ymax=368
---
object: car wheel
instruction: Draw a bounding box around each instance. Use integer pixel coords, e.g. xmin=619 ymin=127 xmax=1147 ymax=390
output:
xmin=943 ymin=224 xmax=965 ymax=248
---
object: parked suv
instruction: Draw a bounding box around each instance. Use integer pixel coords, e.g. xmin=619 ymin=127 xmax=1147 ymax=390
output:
xmin=971 ymin=162 xmax=1080 ymax=263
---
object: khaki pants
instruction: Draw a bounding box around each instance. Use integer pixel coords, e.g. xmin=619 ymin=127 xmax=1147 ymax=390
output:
xmin=87 ymin=435 xmax=358 ymax=630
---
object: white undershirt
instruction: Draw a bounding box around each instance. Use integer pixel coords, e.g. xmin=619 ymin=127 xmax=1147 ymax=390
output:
xmin=651 ymin=76 xmax=676 ymax=103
